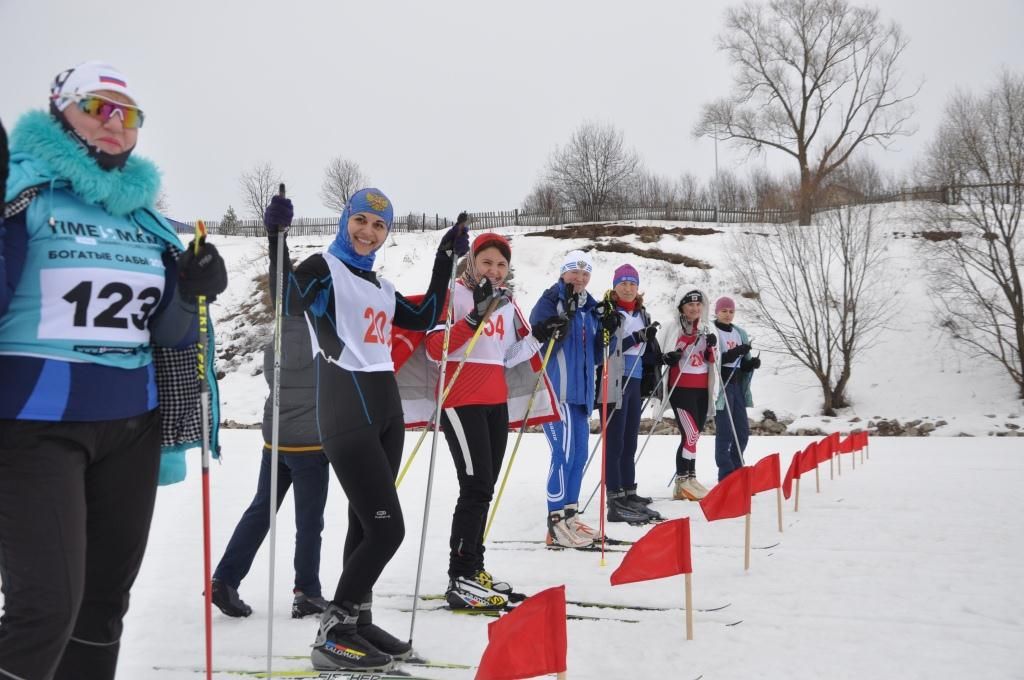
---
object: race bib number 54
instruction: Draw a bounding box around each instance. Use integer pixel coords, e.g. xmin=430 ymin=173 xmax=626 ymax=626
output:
xmin=38 ymin=267 xmax=164 ymax=344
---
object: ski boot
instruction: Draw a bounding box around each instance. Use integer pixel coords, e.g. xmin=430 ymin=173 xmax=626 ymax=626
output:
xmin=673 ymin=475 xmax=699 ymax=501
xmin=625 ymin=485 xmax=654 ymax=505
xmin=210 ymin=579 xmax=252 ymax=618
xmin=357 ymin=596 xmax=413 ymax=660
xmin=445 ymin=572 xmax=509 ymax=610
xmin=546 ymin=510 xmax=593 ymax=549
xmin=311 ymin=601 xmax=393 ymax=672
xmin=564 ymin=504 xmax=601 ymax=543
xmin=292 ymin=590 xmax=330 ymax=619
xmin=607 ymin=492 xmax=652 ymax=525
xmin=478 ymin=570 xmax=526 ymax=603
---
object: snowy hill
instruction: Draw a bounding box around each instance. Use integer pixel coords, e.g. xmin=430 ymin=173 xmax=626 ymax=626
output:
xmin=210 ymin=204 xmax=1022 ymax=437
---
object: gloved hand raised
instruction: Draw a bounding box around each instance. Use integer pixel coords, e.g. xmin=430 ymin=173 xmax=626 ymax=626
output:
xmin=465 ymin=278 xmax=509 ymax=328
xmin=742 ymin=356 xmax=762 ymax=372
xmin=705 ymin=333 xmax=718 ymax=348
xmin=631 ymin=323 xmax=659 ymax=345
xmin=661 ymin=349 xmax=683 ymax=365
xmin=532 ymin=315 xmax=569 ymax=343
xmin=177 ymin=238 xmax=228 ymax=301
xmin=438 ymin=220 xmax=470 ymax=257
xmin=264 ymin=195 xmax=293 ymax=235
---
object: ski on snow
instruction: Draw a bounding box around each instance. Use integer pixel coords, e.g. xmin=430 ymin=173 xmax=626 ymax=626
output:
xmin=153 ymin=666 xmax=439 ymax=679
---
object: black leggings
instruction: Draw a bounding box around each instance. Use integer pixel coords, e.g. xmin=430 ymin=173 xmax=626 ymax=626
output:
xmin=316 ymin=361 xmax=406 ymax=606
xmin=440 ymin=403 xmax=509 ymax=578
xmin=0 ymin=410 xmax=161 ymax=680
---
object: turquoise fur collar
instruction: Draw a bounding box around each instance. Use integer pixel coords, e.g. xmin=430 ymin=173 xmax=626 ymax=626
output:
xmin=8 ymin=110 xmax=162 ymax=217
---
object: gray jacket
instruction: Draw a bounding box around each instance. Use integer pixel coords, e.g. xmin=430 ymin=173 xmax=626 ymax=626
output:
xmin=261 ymin=234 xmax=321 ymax=451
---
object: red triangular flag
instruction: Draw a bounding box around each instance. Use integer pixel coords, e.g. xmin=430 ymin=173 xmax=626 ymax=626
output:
xmin=474 ymin=586 xmax=567 ymax=680
xmin=815 ymin=438 xmax=833 ymax=463
xmin=699 ymin=467 xmax=752 ymax=521
xmin=750 ymin=453 xmax=781 ymax=495
xmin=782 ymin=450 xmax=800 ymax=499
xmin=797 ymin=442 xmax=819 ymax=474
xmin=610 ymin=518 xmax=692 ymax=586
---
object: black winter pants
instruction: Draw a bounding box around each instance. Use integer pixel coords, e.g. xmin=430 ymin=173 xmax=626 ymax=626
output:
xmin=0 ymin=410 xmax=161 ymax=680
xmin=316 ymin=363 xmax=406 ymax=607
xmin=440 ymin=403 xmax=509 ymax=578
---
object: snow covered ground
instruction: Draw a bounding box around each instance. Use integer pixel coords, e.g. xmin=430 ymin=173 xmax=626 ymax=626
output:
xmin=128 ymin=432 xmax=1024 ymax=679
xmin=208 ymin=207 xmax=1022 ymax=434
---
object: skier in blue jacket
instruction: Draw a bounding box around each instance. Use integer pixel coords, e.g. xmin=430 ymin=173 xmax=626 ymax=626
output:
xmin=529 ymin=250 xmax=620 ymax=548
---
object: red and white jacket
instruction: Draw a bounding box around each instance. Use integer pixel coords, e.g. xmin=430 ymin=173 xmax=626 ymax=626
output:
xmin=667 ymin=320 xmax=716 ymax=390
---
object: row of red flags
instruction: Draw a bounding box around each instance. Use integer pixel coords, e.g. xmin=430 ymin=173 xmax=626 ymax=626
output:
xmin=475 ymin=430 xmax=870 ymax=679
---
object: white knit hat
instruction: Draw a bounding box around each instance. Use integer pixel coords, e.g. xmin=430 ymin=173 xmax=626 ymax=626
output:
xmin=560 ymin=249 xmax=593 ymax=274
xmin=50 ymin=61 xmax=139 ymax=110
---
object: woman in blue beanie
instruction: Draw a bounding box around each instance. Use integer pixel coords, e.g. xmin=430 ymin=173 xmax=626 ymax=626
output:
xmin=264 ymin=190 xmax=467 ymax=672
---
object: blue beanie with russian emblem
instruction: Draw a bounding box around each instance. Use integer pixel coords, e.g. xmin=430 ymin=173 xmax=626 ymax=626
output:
xmin=328 ymin=187 xmax=394 ymax=270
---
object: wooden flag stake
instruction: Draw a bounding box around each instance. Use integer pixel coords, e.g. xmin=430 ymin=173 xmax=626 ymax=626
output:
xmin=794 ymin=478 xmax=801 ymax=512
xmin=815 ymin=464 xmax=821 ymax=493
xmin=830 ymin=450 xmax=834 ymax=480
xmin=557 ymin=673 xmax=567 ymax=680
xmin=838 ymin=447 xmax=843 ymax=476
xmin=852 ymin=444 xmax=857 ymax=470
xmin=776 ymin=487 xmax=784 ymax=533
xmin=684 ymin=573 xmax=694 ymax=640
xmin=744 ymin=512 xmax=752 ymax=571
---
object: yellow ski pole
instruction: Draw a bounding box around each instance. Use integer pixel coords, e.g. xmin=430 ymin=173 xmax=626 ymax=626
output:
xmin=482 ymin=336 xmax=558 ymax=542
xmin=395 ymin=297 xmax=501 ymax=488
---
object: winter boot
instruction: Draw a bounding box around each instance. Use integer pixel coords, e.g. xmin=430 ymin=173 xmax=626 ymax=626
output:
xmin=445 ymin=572 xmax=509 ymax=610
xmin=673 ymin=475 xmax=699 ymax=501
xmin=478 ymin=570 xmax=525 ymax=603
xmin=623 ymin=494 xmax=663 ymax=521
xmin=607 ymin=491 xmax=652 ymax=524
xmin=546 ymin=510 xmax=593 ymax=549
xmin=356 ymin=596 xmax=413 ymax=660
xmin=210 ymin=579 xmax=252 ymax=618
xmin=625 ymin=485 xmax=653 ymax=505
xmin=311 ymin=601 xmax=393 ymax=672
xmin=688 ymin=474 xmax=710 ymax=497
xmin=564 ymin=504 xmax=601 ymax=543
xmin=292 ymin=591 xmax=330 ymax=619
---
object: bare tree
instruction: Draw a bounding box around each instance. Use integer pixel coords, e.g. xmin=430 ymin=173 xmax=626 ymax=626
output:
xmin=546 ymin=122 xmax=642 ymax=221
xmin=522 ymin=179 xmax=563 ymax=216
xmin=239 ymin=162 xmax=283 ymax=220
xmin=694 ymin=0 xmax=919 ymax=225
xmin=732 ymin=205 xmax=891 ymax=414
xmin=320 ymin=157 xmax=368 ymax=213
xmin=916 ymin=71 xmax=1024 ymax=398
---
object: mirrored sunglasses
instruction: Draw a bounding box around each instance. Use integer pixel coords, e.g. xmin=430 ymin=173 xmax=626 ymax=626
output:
xmin=71 ymin=95 xmax=145 ymax=129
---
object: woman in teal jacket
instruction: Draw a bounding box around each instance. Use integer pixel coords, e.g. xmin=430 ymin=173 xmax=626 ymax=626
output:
xmin=0 ymin=61 xmax=225 ymax=680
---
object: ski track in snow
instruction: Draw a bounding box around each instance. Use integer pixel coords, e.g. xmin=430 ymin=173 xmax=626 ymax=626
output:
xmin=109 ymin=433 xmax=1022 ymax=680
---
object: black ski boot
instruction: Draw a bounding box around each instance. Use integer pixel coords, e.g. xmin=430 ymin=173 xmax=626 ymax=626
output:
xmin=210 ymin=579 xmax=252 ymax=618
xmin=356 ymin=595 xmax=413 ymax=660
xmin=292 ymin=590 xmax=330 ymax=619
xmin=625 ymin=485 xmax=653 ymax=505
xmin=311 ymin=601 xmax=392 ymax=672
xmin=623 ymin=494 xmax=663 ymax=521
xmin=606 ymin=492 xmax=651 ymax=525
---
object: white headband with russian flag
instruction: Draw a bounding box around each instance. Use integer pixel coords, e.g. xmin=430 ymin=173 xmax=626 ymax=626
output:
xmin=561 ymin=250 xmax=593 ymax=274
xmin=50 ymin=61 xmax=139 ymax=110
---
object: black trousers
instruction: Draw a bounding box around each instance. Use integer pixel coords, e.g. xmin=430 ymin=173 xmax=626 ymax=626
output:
xmin=0 ymin=410 xmax=161 ymax=680
xmin=316 ymin=362 xmax=406 ymax=606
xmin=440 ymin=403 xmax=509 ymax=578
xmin=670 ymin=387 xmax=708 ymax=476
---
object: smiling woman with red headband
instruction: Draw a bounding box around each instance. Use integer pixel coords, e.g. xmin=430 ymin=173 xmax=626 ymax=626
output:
xmin=0 ymin=61 xmax=226 ymax=680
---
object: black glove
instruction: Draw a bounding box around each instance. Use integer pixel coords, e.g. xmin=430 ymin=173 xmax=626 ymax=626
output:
xmin=721 ymin=342 xmax=753 ymax=365
xmin=466 ymin=277 xmax=495 ymax=328
xmin=263 ymin=195 xmax=293 ymax=235
xmin=741 ymin=356 xmax=762 ymax=372
xmin=533 ymin=315 xmax=569 ymax=343
xmin=662 ymin=349 xmax=683 ymax=365
xmin=177 ymin=239 xmax=228 ymax=301
xmin=438 ymin=223 xmax=470 ymax=257
xmin=705 ymin=333 xmax=717 ymax=348
xmin=631 ymin=323 xmax=659 ymax=345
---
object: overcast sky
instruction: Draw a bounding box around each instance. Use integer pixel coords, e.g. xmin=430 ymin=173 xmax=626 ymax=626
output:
xmin=2 ymin=0 xmax=1022 ymax=222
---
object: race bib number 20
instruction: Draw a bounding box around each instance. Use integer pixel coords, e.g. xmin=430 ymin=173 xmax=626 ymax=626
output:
xmin=38 ymin=267 xmax=164 ymax=344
